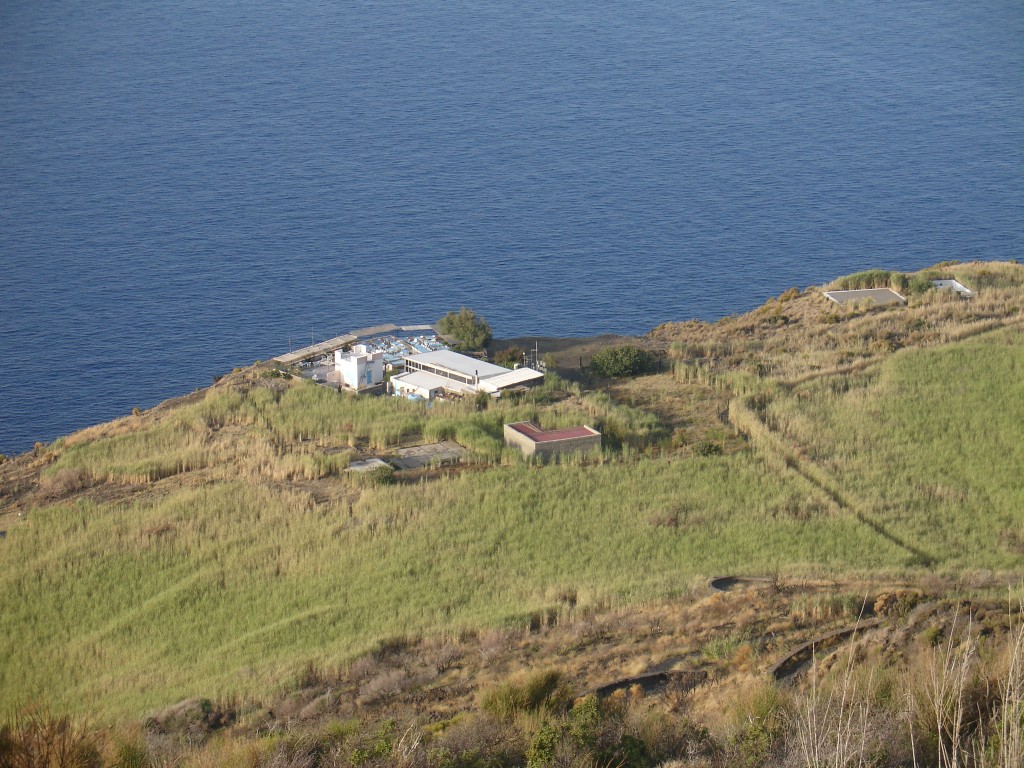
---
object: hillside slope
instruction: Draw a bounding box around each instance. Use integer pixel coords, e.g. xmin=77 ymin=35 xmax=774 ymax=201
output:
xmin=1 ymin=261 xmax=1022 ymax=727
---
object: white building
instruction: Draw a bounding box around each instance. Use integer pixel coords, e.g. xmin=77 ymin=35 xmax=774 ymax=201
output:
xmin=390 ymin=349 xmax=544 ymax=400
xmin=334 ymin=345 xmax=385 ymax=391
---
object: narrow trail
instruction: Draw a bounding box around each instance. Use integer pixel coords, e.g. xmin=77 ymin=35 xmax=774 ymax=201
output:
xmin=727 ymin=397 xmax=935 ymax=567
xmin=707 ymin=575 xmax=771 ymax=592
xmin=778 ymin=315 xmax=1024 ymax=389
xmin=769 ymin=618 xmax=884 ymax=684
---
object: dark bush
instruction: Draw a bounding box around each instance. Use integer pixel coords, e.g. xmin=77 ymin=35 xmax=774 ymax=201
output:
xmin=494 ymin=347 xmax=526 ymax=369
xmin=693 ymin=440 xmax=723 ymax=457
xmin=366 ymin=464 xmax=395 ymax=486
xmin=589 ymin=346 xmax=657 ymax=378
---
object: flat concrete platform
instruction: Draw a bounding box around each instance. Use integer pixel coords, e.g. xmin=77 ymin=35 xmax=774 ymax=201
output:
xmin=388 ymin=441 xmax=465 ymax=470
xmin=823 ymin=288 xmax=906 ymax=306
xmin=346 ymin=458 xmax=392 ymax=473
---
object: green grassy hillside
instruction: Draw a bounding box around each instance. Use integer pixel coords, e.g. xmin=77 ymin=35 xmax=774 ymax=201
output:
xmin=765 ymin=325 xmax=1024 ymax=569
xmin=1 ymin=261 xmax=1022 ymax=725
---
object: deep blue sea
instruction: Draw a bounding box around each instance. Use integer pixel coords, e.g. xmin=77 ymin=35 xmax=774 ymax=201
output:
xmin=1 ymin=0 xmax=1022 ymax=455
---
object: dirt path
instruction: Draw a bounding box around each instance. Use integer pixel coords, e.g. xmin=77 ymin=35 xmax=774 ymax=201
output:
xmin=769 ymin=619 xmax=883 ymax=684
xmin=707 ymin=576 xmax=772 ymax=592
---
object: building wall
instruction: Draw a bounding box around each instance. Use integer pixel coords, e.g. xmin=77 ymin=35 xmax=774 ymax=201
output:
xmin=392 ymin=377 xmax=440 ymax=400
xmin=503 ymin=424 xmax=539 ymax=456
xmin=336 ymin=350 xmax=384 ymax=390
xmin=533 ymin=434 xmax=602 ymax=458
xmin=405 ymin=358 xmax=476 ymax=386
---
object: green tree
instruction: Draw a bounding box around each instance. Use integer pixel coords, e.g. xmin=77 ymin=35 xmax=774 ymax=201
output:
xmin=438 ymin=308 xmax=493 ymax=351
xmin=494 ymin=346 xmax=526 ymax=369
xmin=589 ymin=346 xmax=657 ymax=378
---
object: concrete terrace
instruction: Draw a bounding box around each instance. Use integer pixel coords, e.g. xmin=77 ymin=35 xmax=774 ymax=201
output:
xmin=273 ymin=324 xmax=442 ymax=365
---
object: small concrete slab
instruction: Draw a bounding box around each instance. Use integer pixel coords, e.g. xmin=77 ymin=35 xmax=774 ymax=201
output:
xmin=823 ymin=288 xmax=907 ymax=306
xmin=345 ymin=458 xmax=392 ymax=473
xmin=388 ymin=441 xmax=465 ymax=471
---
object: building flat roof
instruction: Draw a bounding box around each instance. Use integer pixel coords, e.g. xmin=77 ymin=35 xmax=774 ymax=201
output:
xmin=479 ymin=367 xmax=544 ymax=391
xmin=507 ymin=422 xmax=601 ymax=443
xmin=391 ymin=370 xmax=475 ymax=394
xmin=823 ymin=288 xmax=906 ymax=306
xmin=406 ymin=349 xmax=508 ymax=379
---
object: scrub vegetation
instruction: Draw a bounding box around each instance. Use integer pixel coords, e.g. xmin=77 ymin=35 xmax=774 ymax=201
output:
xmin=1 ymin=261 xmax=1022 ymax=766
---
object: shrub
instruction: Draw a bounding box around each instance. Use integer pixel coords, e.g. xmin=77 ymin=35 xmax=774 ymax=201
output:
xmin=1 ymin=709 xmax=104 ymax=768
xmin=526 ymin=721 xmax=560 ymax=768
xmin=366 ymin=464 xmax=395 ymax=486
xmin=358 ymin=670 xmax=412 ymax=705
xmin=779 ymin=287 xmax=801 ymax=302
xmin=494 ymin=347 xmax=526 ymax=369
xmin=832 ymin=269 xmax=894 ymax=291
xmin=113 ymin=739 xmax=149 ymax=768
xmin=431 ymin=714 xmax=519 ymax=767
xmin=921 ymin=625 xmax=944 ymax=647
xmin=438 ymin=308 xmax=493 ymax=351
xmin=727 ymin=684 xmax=789 ymax=768
xmin=480 ymin=670 xmax=563 ymax=720
xmin=569 ymin=695 xmax=601 ymax=748
xmin=40 ymin=467 xmax=91 ymax=496
xmin=589 ymin=346 xmax=657 ymax=378
xmin=693 ymin=440 xmax=723 ymax=457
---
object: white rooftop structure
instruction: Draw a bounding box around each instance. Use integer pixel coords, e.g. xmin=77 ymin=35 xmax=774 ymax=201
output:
xmin=405 ymin=350 xmax=508 ymax=381
xmin=931 ymin=279 xmax=975 ymax=298
xmin=394 ymin=350 xmax=544 ymax=400
xmin=478 ymin=367 xmax=546 ymax=393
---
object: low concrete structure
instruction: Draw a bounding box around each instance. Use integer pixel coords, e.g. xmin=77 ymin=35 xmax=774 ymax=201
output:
xmin=345 ymin=457 xmax=392 ymax=473
xmin=389 ymin=441 xmax=465 ymax=470
xmin=504 ymin=422 xmax=602 ymax=458
xmin=823 ymin=288 xmax=907 ymax=307
xmin=931 ymin=279 xmax=975 ymax=298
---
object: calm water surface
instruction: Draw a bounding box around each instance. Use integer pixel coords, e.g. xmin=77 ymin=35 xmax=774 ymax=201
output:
xmin=1 ymin=0 xmax=1022 ymax=454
